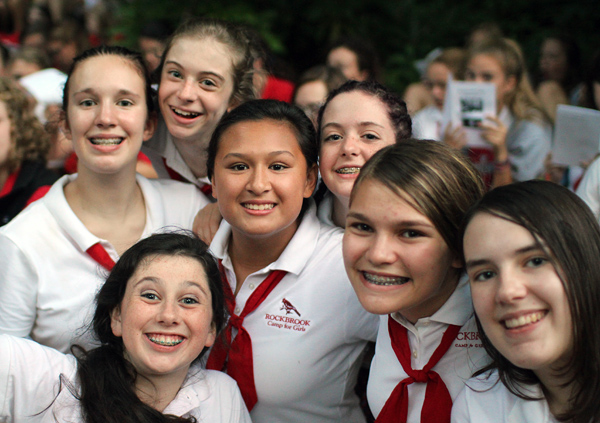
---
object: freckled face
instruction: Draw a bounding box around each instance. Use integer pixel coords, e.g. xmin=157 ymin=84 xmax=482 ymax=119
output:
xmin=111 ymin=254 xmax=216 ymax=384
xmin=343 ymin=179 xmax=460 ymax=320
xmin=464 ymin=213 xmax=573 ymax=373
xmin=319 ymin=91 xmax=396 ymax=207
xmin=158 ymin=37 xmax=236 ymax=148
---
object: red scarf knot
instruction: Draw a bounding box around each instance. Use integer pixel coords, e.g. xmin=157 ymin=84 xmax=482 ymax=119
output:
xmin=374 ymin=316 xmax=461 ymax=423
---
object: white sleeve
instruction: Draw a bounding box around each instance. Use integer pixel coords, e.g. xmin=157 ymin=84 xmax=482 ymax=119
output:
xmin=576 ymin=157 xmax=600 ymax=218
xmin=507 ymin=119 xmax=551 ymax=182
xmin=0 ymin=335 xmax=77 ymax=421
xmin=450 ymin=385 xmax=472 ymax=423
xmin=0 ymin=235 xmax=38 ymax=338
xmin=217 ymin=372 xmax=252 ymax=423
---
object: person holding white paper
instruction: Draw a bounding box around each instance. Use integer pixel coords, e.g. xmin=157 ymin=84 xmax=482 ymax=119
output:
xmin=464 ymin=38 xmax=552 ymax=187
xmin=412 ymin=48 xmax=466 ymax=141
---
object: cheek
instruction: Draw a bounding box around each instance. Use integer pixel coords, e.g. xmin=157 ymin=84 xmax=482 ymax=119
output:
xmin=471 ymin=286 xmax=495 ymax=326
xmin=319 ymin=144 xmax=337 ymax=170
xmin=342 ymin=235 xmax=362 ymax=267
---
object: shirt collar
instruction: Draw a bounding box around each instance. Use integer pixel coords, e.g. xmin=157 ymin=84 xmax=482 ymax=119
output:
xmin=45 ymin=174 xmax=155 ymax=258
xmin=392 ymin=274 xmax=473 ymax=327
xmin=160 ymin=122 xmax=211 ymax=188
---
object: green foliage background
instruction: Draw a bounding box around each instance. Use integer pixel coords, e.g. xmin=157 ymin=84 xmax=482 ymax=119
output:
xmin=112 ymin=0 xmax=600 ymax=94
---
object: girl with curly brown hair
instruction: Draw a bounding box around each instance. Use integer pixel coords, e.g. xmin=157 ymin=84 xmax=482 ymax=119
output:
xmin=0 ymin=76 xmax=58 ymax=226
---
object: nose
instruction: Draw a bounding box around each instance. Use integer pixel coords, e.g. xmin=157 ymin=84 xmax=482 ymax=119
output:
xmin=157 ymin=300 xmax=180 ymax=325
xmin=177 ymin=78 xmax=197 ymax=102
xmin=365 ymin=233 xmax=397 ymax=266
xmin=495 ymin=268 xmax=527 ymax=304
xmin=340 ymin=135 xmax=360 ymax=156
xmin=246 ymin=166 xmax=271 ymax=194
xmin=96 ymin=101 xmax=116 ymax=127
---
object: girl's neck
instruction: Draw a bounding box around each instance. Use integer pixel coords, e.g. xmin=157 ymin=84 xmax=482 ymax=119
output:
xmin=64 ymin=165 xmax=146 ymax=255
xmin=535 ymin=366 xmax=575 ymax=418
xmin=332 ymin=194 xmax=349 ymax=228
xmin=172 ymin=136 xmax=209 ymax=179
xmin=227 ymin=222 xmax=299 ymax=295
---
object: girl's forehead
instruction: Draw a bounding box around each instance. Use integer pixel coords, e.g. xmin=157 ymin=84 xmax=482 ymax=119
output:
xmin=68 ymin=55 xmax=146 ymax=94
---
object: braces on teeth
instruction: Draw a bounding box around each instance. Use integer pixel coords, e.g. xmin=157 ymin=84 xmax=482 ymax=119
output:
xmin=363 ymin=272 xmax=409 ymax=286
xmin=148 ymin=336 xmax=183 ymax=346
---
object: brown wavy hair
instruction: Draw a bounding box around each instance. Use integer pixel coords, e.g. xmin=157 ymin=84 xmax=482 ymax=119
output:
xmin=0 ymin=77 xmax=50 ymax=173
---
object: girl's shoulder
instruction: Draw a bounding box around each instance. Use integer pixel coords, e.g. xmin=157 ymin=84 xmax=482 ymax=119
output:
xmin=452 ymin=370 xmax=550 ymax=423
xmin=172 ymin=367 xmax=251 ymax=422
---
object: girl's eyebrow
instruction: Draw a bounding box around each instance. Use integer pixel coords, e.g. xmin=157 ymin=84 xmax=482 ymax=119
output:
xmin=222 ymin=151 xmax=295 ymax=160
xmin=73 ymin=88 xmax=142 ymax=98
xmin=466 ymin=244 xmax=542 ymax=270
xmin=322 ymin=121 xmax=386 ymax=130
xmin=164 ymin=60 xmax=225 ymax=81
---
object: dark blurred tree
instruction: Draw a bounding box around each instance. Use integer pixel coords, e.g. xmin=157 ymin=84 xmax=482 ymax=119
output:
xmin=112 ymin=0 xmax=600 ymax=94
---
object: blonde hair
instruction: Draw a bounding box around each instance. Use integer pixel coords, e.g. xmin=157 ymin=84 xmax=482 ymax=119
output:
xmin=467 ymin=38 xmax=552 ymax=124
xmin=0 ymin=77 xmax=50 ymax=172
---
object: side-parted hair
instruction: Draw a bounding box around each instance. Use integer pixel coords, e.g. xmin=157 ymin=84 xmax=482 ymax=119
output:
xmin=156 ymin=17 xmax=255 ymax=107
xmin=351 ymin=139 xmax=485 ymax=271
xmin=74 ymin=231 xmax=227 ymax=423
xmin=467 ymin=38 xmax=551 ymax=124
xmin=460 ymin=180 xmax=600 ymax=423
xmin=317 ymin=80 xmax=412 ymax=144
xmin=62 ymin=45 xmax=155 ymax=115
xmin=0 ymin=76 xmax=51 ymax=172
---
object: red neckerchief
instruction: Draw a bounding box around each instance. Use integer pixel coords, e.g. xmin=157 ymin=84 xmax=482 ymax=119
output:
xmin=375 ymin=316 xmax=461 ymax=423
xmin=206 ymin=261 xmax=287 ymax=410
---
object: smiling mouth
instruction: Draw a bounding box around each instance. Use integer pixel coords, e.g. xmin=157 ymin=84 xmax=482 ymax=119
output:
xmin=171 ymin=106 xmax=200 ymax=119
xmin=363 ymin=271 xmax=410 ymax=286
xmin=502 ymin=311 xmax=547 ymax=329
xmin=147 ymin=334 xmax=184 ymax=346
xmin=336 ymin=167 xmax=361 ymax=175
xmin=243 ymin=203 xmax=275 ymax=211
xmin=89 ymin=137 xmax=124 ymax=146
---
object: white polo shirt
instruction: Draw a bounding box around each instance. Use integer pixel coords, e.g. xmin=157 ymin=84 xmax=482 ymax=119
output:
xmin=316 ymin=190 xmax=336 ymax=227
xmin=0 ymin=335 xmax=251 ymax=423
xmin=0 ymin=174 xmax=208 ymax=353
xmin=577 ymin=156 xmax=600 ymax=219
xmin=412 ymin=105 xmax=443 ymax=141
xmin=367 ymin=277 xmax=489 ymax=421
xmin=451 ymin=371 xmax=559 ymax=423
xmin=142 ymin=117 xmax=213 ymax=191
xmin=209 ymin=201 xmax=379 ymax=423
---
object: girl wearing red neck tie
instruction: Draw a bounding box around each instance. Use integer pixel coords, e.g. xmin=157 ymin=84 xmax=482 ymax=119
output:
xmin=205 ymin=99 xmax=378 ymax=423
xmin=0 ymin=46 xmax=207 ymax=353
xmin=342 ymin=139 xmax=489 ymax=423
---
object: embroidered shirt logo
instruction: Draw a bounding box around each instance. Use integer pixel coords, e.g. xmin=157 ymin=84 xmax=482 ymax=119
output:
xmin=280 ymin=298 xmax=301 ymax=316
xmin=454 ymin=331 xmax=484 ymax=348
xmin=265 ymin=299 xmax=310 ymax=332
